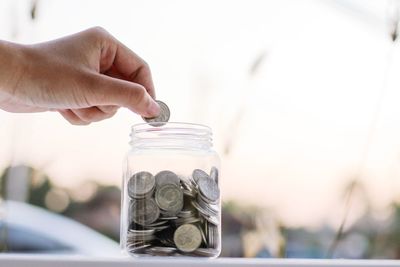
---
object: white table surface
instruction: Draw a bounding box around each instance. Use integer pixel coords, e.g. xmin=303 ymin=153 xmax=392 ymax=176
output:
xmin=0 ymin=255 xmax=400 ymax=267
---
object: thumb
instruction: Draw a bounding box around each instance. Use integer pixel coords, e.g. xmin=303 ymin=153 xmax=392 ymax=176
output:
xmin=92 ymin=74 xmax=160 ymax=118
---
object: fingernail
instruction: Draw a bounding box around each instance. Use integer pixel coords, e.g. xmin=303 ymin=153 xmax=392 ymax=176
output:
xmin=148 ymin=100 xmax=160 ymax=117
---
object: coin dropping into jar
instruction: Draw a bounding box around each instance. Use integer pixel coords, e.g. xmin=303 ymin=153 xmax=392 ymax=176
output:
xmin=142 ymin=100 xmax=170 ymax=125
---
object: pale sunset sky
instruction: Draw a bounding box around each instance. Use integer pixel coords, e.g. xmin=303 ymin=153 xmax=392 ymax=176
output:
xmin=1 ymin=0 xmax=400 ymax=228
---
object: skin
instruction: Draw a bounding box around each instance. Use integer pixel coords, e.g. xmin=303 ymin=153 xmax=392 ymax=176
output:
xmin=0 ymin=27 xmax=160 ymax=125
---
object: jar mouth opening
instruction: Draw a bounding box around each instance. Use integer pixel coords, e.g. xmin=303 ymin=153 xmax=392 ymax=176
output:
xmin=131 ymin=122 xmax=211 ymax=132
xmin=130 ymin=122 xmax=213 ymax=149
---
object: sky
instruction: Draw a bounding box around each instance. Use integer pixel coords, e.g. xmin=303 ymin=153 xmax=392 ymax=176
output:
xmin=1 ymin=0 xmax=400 ymax=228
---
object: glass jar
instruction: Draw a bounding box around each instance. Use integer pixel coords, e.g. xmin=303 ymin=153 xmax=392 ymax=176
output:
xmin=121 ymin=122 xmax=221 ymax=258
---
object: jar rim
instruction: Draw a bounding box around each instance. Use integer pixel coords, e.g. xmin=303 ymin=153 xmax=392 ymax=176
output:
xmin=130 ymin=122 xmax=213 ymax=149
xmin=131 ymin=122 xmax=212 ymax=132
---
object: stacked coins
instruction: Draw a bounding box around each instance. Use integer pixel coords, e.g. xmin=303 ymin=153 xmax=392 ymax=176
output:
xmin=126 ymin=168 xmax=220 ymax=256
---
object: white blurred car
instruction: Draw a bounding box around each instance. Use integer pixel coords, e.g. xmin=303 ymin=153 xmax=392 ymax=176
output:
xmin=0 ymin=201 xmax=120 ymax=256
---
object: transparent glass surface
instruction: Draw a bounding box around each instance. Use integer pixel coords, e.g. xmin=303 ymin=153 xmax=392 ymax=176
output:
xmin=121 ymin=123 xmax=221 ymax=257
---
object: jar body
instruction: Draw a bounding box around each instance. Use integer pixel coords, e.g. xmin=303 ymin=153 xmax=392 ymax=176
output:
xmin=121 ymin=123 xmax=221 ymax=258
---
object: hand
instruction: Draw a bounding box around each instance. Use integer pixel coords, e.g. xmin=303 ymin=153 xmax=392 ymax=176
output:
xmin=0 ymin=27 xmax=160 ymax=125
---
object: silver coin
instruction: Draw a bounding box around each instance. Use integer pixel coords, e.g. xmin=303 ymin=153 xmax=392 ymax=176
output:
xmin=146 ymin=220 xmax=168 ymax=227
xmin=127 ymin=233 xmax=155 ymax=242
xmin=130 ymin=198 xmax=160 ymax=226
xmin=174 ymin=216 xmax=201 ymax=226
xmin=128 ymin=229 xmax=155 ymax=237
xmin=159 ymin=216 xmax=179 ymax=220
xmin=128 ymin=171 xmax=155 ymax=199
xmin=155 ymin=170 xmax=180 ymax=188
xmin=146 ymin=246 xmax=177 ymax=256
xmin=142 ymin=100 xmax=170 ymax=124
xmin=197 ymin=176 xmax=220 ymax=203
xmin=127 ymin=244 xmax=151 ymax=253
xmin=210 ymin=166 xmax=219 ymax=184
xmin=198 ymin=225 xmax=207 ymax=246
xmin=183 ymin=189 xmax=196 ymax=198
xmin=191 ymin=200 xmax=209 ymax=217
xmin=155 ymin=184 xmax=184 ymax=215
xmin=160 ymin=208 xmax=184 ymax=217
xmin=192 ymin=248 xmax=218 ymax=257
xmin=177 ymin=209 xmax=196 ymax=218
xmin=148 ymin=225 xmax=170 ymax=231
xmin=207 ymin=224 xmax=218 ymax=248
xmin=191 ymin=200 xmax=219 ymax=225
xmin=204 ymin=215 xmax=219 ymax=226
xmin=192 ymin=169 xmax=210 ymax=183
xmin=180 ymin=177 xmax=196 ymax=192
xmin=173 ymin=224 xmax=202 ymax=252
xmin=126 ymin=241 xmax=146 ymax=247
xmin=129 ymin=229 xmax=155 ymax=234
xmin=148 ymin=247 xmax=177 ymax=253
xmin=197 ymin=195 xmax=218 ymax=216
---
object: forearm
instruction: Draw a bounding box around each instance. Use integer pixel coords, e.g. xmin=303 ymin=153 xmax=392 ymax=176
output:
xmin=0 ymin=41 xmax=26 ymax=98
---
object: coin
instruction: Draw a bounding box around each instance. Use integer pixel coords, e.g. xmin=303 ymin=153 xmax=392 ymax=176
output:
xmin=177 ymin=209 xmax=196 ymax=218
xmin=127 ymin=244 xmax=151 ymax=253
xmin=146 ymin=246 xmax=177 ymax=256
xmin=130 ymin=198 xmax=160 ymax=226
xmin=155 ymin=184 xmax=184 ymax=215
xmin=159 ymin=216 xmax=178 ymax=220
xmin=128 ymin=171 xmax=155 ymax=199
xmin=180 ymin=177 xmax=196 ymax=192
xmin=210 ymin=167 xmax=219 ymax=184
xmin=198 ymin=225 xmax=207 ymax=247
xmin=197 ymin=176 xmax=220 ymax=203
xmin=191 ymin=200 xmax=219 ymax=225
xmin=173 ymin=224 xmax=202 ymax=252
xmin=207 ymin=224 xmax=218 ymax=248
xmin=142 ymin=100 xmax=170 ymax=125
xmin=129 ymin=228 xmax=155 ymax=233
xmin=125 ymin=167 xmax=221 ymax=257
xmin=155 ymin=170 xmax=180 ymax=188
xmin=146 ymin=220 xmax=168 ymax=227
xmin=127 ymin=232 xmax=155 ymax=242
xmin=197 ymin=195 xmax=218 ymax=216
xmin=192 ymin=169 xmax=210 ymax=183
xmin=174 ymin=216 xmax=201 ymax=226
xmin=192 ymin=248 xmax=218 ymax=257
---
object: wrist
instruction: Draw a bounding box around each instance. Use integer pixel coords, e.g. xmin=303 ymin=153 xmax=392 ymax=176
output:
xmin=0 ymin=41 xmax=28 ymax=97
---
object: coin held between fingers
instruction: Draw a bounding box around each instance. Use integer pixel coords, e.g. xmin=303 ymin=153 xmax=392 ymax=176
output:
xmin=148 ymin=99 xmax=161 ymax=117
xmin=142 ymin=100 xmax=170 ymax=124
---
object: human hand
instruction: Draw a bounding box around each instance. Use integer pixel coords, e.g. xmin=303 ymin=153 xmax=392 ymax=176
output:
xmin=0 ymin=27 xmax=160 ymax=125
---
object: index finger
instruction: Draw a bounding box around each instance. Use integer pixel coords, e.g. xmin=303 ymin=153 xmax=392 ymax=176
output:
xmin=101 ymin=38 xmax=156 ymax=98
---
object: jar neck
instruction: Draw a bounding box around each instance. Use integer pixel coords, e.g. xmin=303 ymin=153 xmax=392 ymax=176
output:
xmin=130 ymin=122 xmax=213 ymax=150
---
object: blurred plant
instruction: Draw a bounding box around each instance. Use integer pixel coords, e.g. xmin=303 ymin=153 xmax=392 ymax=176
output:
xmin=222 ymin=200 xmax=284 ymax=257
xmin=223 ymin=51 xmax=268 ymax=156
xmin=327 ymin=1 xmax=400 ymax=256
xmin=327 ymin=179 xmax=370 ymax=257
xmin=387 ymin=0 xmax=400 ymax=42
xmin=30 ymin=0 xmax=39 ymax=21
xmin=0 ymin=165 xmax=67 ymax=212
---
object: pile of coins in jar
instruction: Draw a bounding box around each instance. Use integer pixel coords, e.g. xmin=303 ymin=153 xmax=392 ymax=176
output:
xmin=126 ymin=167 xmax=220 ymax=256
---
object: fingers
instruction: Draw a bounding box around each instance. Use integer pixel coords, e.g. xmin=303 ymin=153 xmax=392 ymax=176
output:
xmin=97 ymin=105 xmax=119 ymax=114
xmin=59 ymin=109 xmax=90 ymax=125
xmin=90 ymin=74 xmax=160 ymax=118
xmin=59 ymin=105 xmax=119 ymax=125
xmin=73 ymin=106 xmax=118 ymax=122
xmin=98 ymin=31 xmax=156 ymax=99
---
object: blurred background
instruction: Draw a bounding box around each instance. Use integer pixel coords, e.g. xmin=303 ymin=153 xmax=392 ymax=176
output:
xmin=1 ymin=0 xmax=400 ymax=259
